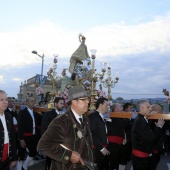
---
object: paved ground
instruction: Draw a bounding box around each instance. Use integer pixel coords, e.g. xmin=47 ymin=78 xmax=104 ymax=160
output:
xmin=156 ymin=155 xmax=170 ymax=170
xmin=119 ymin=155 xmax=170 ymax=170
xmin=12 ymin=158 xmax=45 ymax=170
xmin=12 ymin=154 xmax=170 ymax=170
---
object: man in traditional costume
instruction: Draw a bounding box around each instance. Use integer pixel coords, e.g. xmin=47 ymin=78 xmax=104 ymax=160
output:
xmin=38 ymin=85 xmax=95 ymax=170
xmin=0 ymin=90 xmax=17 ymax=170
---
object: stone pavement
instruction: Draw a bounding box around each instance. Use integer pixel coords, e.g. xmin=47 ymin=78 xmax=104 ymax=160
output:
xmin=12 ymin=159 xmax=45 ymax=170
xmin=119 ymin=155 xmax=170 ymax=170
xmin=12 ymin=154 xmax=170 ymax=170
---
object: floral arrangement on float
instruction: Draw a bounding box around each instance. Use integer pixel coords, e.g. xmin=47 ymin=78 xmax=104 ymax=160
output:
xmin=57 ymin=85 xmax=70 ymax=106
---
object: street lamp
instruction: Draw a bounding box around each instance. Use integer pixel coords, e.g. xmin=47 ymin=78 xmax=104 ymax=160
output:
xmin=32 ymin=50 xmax=44 ymax=88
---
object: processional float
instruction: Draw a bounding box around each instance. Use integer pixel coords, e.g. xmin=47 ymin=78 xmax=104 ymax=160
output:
xmin=44 ymin=34 xmax=119 ymax=110
xmin=17 ymin=34 xmax=170 ymax=120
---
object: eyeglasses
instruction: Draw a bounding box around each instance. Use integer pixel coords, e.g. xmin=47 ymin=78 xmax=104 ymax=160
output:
xmin=77 ymin=97 xmax=90 ymax=102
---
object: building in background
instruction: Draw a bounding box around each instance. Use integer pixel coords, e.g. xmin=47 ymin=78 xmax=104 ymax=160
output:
xmin=17 ymin=75 xmax=61 ymax=104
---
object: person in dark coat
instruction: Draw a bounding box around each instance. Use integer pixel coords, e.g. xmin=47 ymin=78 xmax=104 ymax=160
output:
xmin=88 ymin=97 xmax=110 ymax=170
xmin=131 ymin=100 xmax=165 ymax=170
xmin=18 ymin=97 xmax=41 ymax=170
xmin=5 ymin=97 xmax=19 ymax=152
xmin=149 ymin=104 xmax=165 ymax=170
xmin=122 ymin=103 xmax=134 ymax=169
xmin=0 ymin=90 xmax=17 ymax=170
xmin=38 ymin=85 xmax=94 ymax=170
xmin=41 ymin=96 xmax=64 ymax=170
xmin=107 ymin=103 xmax=129 ymax=170
xmin=5 ymin=97 xmax=18 ymax=132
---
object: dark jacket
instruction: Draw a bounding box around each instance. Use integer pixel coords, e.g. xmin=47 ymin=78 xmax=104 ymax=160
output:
xmin=0 ymin=112 xmax=17 ymax=162
xmin=17 ymin=107 xmax=39 ymax=140
xmin=148 ymin=119 xmax=165 ymax=152
xmin=88 ymin=111 xmax=108 ymax=151
xmin=5 ymin=108 xmax=18 ymax=121
xmin=5 ymin=108 xmax=18 ymax=133
xmin=41 ymin=109 xmax=58 ymax=135
xmin=38 ymin=108 xmax=94 ymax=170
xmin=131 ymin=113 xmax=162 ymax=153
xmin=107 ymin=118 xmax=126 ymax=139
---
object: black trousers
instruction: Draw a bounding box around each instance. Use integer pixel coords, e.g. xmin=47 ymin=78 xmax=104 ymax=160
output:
xmin=132 ymin=155 xmax=153 ymax=170
xmin=20 ymin=135 xmax=37 ymax=158
xmin=108 ymin=142 xmax=121 ymax=170
xmin=120 ymin=141 xmax=132 ymax=165
xmin=93 ymin=148 xmax=110 ymax=170
xmin=45 ymin=156 xmax=51 ymax=170
xmin=0 ymin=159 xmax=10 ymax=170
xmin=152 ymin=153 xmax=161 ymax=170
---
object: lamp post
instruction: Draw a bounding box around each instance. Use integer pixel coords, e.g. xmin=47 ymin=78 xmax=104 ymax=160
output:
xmin=32 ymin=50 xmax=44 ymax=88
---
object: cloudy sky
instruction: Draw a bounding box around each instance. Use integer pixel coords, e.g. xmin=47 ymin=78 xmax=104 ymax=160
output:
xmin=0 ymin=0 xmax=170 ymax=100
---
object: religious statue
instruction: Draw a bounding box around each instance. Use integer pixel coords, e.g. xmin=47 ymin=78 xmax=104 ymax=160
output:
xmin=58 ymin=34 xmax=92 ymax=94
xmin=69 ymin=34 xmax=91 ymax=73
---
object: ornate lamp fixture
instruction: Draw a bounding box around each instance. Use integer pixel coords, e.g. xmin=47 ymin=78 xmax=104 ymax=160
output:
xmin=102 ymin=63 xmax=119 ymax=101
xmin=47 ymin=54 xmax=61 ymax=108
xmin=89 ymin=49 xmax=106 ymax=111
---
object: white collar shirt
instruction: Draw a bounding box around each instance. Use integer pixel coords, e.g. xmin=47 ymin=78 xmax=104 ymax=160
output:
xmin=71 ymin=109 xmax=82 ymax=125
xmin=27 ymin=107 xmax=35 ymax=134
xmin=0 ymin=113 xmax=9 ymax=144
xmin=99 ymin=112 xmax=108 ymax=134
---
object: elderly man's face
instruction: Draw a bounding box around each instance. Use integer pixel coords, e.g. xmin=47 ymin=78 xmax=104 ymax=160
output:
xmin=141 ymin=102 xmax=151 ymax=117
xmin=149 ymin=104 xmax=162 ymax=115
xmin=72 ymin=97 xmax=89 ymax=115
xmin=116 ymin=104 xmax=122 ymax=112
xmin=0 ymin=92 xmax=8 ymax=113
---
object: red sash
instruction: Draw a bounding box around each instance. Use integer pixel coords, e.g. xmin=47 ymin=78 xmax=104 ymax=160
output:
xmin=23 ymin=133 xmax=33 ymax=136
xmin=132 ymin=149 xmax=151 ymax=158
xmin=108 ymin=135 xmax=124 ymax=144
xmin=2 ymin=143 xmax=8 ymax=161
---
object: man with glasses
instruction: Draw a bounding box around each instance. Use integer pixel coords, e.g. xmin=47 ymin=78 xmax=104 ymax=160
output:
xmin=38 ymin=85 xmax=95 ymax=170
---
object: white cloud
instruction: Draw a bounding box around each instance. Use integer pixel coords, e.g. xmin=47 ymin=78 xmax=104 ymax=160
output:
xmin=1 ymin=13 xmax=170 ymax=99
xmin=12 ymin=78 xmax=23 ymax=81
xmin=87 ymin=19 xmax=170 ymax=59
xmin=0 ymin=14 xmax=170 ymax=68
xmin=0 ymin=75 xmax=3 ymax=83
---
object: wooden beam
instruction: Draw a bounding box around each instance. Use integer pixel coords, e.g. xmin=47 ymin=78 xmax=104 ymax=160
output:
xmin=110 ymin=112 xmax=170 ymax=120
xmin=15 ymin=105 xmax=51 ymax=113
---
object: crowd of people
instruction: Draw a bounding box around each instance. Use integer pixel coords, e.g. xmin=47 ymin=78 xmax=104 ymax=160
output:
xmin=0 ymin=86 xmax=170 ymax=170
